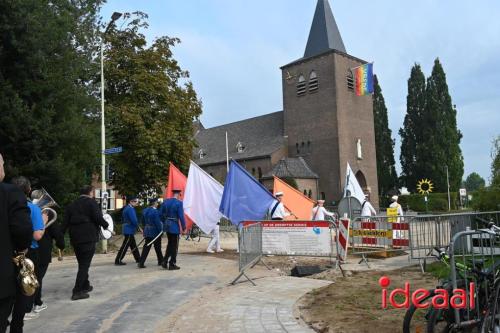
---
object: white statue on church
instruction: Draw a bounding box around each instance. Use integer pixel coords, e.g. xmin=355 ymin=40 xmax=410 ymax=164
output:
xmin=357 ymin=139 xmax=363 ymax=160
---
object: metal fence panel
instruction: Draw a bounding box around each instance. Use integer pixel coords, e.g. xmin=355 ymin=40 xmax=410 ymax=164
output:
xmin=409 ymin=211 xmax=500 ymax=260
xmin=238 ymin=222 xmax=262 ymax=272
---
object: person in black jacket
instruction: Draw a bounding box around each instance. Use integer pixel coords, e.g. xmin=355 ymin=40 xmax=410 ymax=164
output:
xmin=31 ymin=189 xmax=65 ymax=313
xmin=62 ymin=185 xmax=109 ymax=301
xmin=0 ymin=153 xmax=32 ymax=332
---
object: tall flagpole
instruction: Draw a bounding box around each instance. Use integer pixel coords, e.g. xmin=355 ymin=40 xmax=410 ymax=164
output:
xmin=446 ymin=165 xmax=451 ymax=211
xmin=225 ymin=131 xmax=229 ymax=172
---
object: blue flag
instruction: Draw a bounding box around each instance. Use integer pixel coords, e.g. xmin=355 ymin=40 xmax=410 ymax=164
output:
xmin=219 ymin=160 xmax=276 ymax=225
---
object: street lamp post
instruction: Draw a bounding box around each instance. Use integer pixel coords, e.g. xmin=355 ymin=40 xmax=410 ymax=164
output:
xmin=101 ymin=12 xmax=122 ymax=253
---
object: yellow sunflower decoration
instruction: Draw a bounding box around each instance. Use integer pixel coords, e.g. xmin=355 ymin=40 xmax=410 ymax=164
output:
xmin=417 ymin=179 xmax=434 ymax=195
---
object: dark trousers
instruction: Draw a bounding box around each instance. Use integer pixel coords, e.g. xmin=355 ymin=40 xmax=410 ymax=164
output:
xmin=34 ymin=262 xmax=49 ymax=306
xmin=0 ymin=296 xmax=13 ymax=333
xmin=163 ymin=233 xmax=179 ymax=266
xmin=73 ymin=242 xmax=95 ymax=294
xmin=10 ymin=248 xmax=38 ymax=332
xmin=139 ymin=237 xmax=163 ymax=266
xmin=115 ymin=235 xmax=141 ymax=264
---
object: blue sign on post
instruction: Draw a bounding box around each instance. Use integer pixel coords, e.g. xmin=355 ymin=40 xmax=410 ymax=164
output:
xmin=103 ymin=146 xmax=123 ymax=155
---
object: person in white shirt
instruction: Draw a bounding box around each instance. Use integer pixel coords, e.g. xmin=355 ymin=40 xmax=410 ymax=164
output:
xmin=361 ymin=194 xmax=377 ymax=217
xmin=311 ymin=200 xmax=335 ymax=220
xmin=207 ymin=222 xmax=223 ymax=254
xmin=389 ymin=195 xmax=404 ymax=239
xmin=269 ymin=192 xmax=289 ymax=220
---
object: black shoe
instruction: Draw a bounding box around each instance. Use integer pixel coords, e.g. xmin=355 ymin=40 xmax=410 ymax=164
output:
xmin=115 ymin=262 xmax=126 ymax=266
xmin=138 ymin=264 xmax=146 ymax=269
xmin=71 ymin=292 xmax=90 ymax=301
xmin=161 ymin=263 xmax=169 ymax=269
xmin=83 ymin=285 xmax=93 ymax=293
xmin=169 ymin=264 xmax=180 ymax=270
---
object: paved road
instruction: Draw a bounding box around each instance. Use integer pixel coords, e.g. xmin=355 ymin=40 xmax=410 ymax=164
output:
xmin=24 ymin=254 xmax=217 ymax=333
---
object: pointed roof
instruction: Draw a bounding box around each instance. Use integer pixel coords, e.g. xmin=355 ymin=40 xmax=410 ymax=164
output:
xmin=262 ymin=157 xmax=319 ymax=180
xmin=304 ymin=0 xmax=346 ymax=58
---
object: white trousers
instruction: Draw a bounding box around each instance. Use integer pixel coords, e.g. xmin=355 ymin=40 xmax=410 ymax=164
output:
xmin=207 ymin=225 xmax=221 ymax=251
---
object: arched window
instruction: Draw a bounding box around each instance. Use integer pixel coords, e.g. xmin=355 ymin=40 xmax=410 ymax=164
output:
xmin=296 ymin=142 xmax=300 ymax=154
xmin=303 ymin=190 xmax=307 ymax=195
xmin=297 ymin=75 xmax=306 ymax=96
xmin=309 ymin=71 xmax=318 ymax=92
xmin=258 ymin=167 xmax=262 ymax=179
xmin=252 ymin=168 xmax=256 ymax=176
xmin=321 ymin=192 xmax=326 ymax=200
xmin=236 ymin=141 xmax=245 ymax=153
xmin=346 ymin=70 xmax=354 ymax=91
xmin=308 ymin=190 xmax=312 ymax=198
xmin=198 ymin=149 xmax=206 ymax=159
xmin=355 ymin=170 xmax=368 ymax=190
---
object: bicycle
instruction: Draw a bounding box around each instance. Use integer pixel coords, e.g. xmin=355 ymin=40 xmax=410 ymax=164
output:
xmin=403 ymin=222 xmax=500 ymax=333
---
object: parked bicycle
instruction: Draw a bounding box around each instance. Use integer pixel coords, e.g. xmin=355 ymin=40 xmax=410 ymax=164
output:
xmin=403 ymin=222 xmax=500 ymax=333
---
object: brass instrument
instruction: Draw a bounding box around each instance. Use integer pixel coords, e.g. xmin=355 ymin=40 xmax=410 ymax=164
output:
xmin=32 ymin=188 xmax=58 ymax=227
xmin=12 ymin=253 xmax=39 ymax=296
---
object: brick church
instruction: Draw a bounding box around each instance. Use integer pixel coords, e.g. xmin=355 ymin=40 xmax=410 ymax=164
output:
xmin=193 ymin=0 xmax=379 ymax=208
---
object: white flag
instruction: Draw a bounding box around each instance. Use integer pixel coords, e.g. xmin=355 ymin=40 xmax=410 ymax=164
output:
xmin=183 ymin=161 xmax=224 ymax=234
xmin=343 ymin=162 xmax=365 ymax=204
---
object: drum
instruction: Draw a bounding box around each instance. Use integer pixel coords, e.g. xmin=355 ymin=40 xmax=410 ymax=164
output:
xmin=100 ymin=213 xmax=114 ymax=240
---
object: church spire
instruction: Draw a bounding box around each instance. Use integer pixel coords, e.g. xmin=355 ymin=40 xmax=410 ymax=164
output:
xmin=304 ymin=0 xmax=346 ymax=58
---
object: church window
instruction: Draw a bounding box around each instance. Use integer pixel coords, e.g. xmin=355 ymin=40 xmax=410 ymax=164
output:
xmin=301 ymin=141 xmax=305 ymax=147
xmin=297 ymin=75 xmax=306 ymax=96
xmin=198 ymin=149 xmax=206 ymax=159
xmin=321 ymin=192 xmax=326 ymax=200
xmin=252 ymin=168 xmax=256 ymax=176
xmin=308 ymin=190 xmax=312 ymax=198
xmin=309 ymin=71 xmax=318 ymax=93
xmin=296 ymin=143 xmax=300 ymax=154
xmin=303 ymin=190 xmax=307 ymax=195
xmin=236 ymin=141 xmax=245 ymax=153
xmin=346 ymin=70 xmax=354 ymax=91
xmin=258 ymin=167 xmax=262 ymax=179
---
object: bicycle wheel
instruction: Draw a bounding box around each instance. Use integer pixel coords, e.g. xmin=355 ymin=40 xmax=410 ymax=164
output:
xmin=403 ymin=289 xmax=435 ymax=333
xmin=481 ymin=280 xmax=500 ymax=333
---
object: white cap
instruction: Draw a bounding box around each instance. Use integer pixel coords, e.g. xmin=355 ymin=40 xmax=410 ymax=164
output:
xmin=275 ymin=192 xmax=284 ymax=197
xmin=391 ymin=195 xmax=398 ymax=202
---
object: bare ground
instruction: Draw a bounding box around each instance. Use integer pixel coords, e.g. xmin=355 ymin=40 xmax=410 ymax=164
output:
xmin=297 ymin=266 xmax=438 ymax=333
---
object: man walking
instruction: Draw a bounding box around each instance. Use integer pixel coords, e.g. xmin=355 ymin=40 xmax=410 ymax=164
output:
xmin=115 ymin=196 xmax=141 ymax=265
xmin=62 ymin=185 xmax=109 ymax=301
xmin=10 ymin=176 xmax=46 ymax=327
xmin=0 ymin=154 xmax=32 ymax=332
xmin=361 ymin=194 xmax=377 ymax=217
xmin=138 ymin=198 xmax=163 ymax=268
xmin=160 ymin=189 xmax=186 ymax=270
xmin=311 ymin=200 xmax=335 ymax=221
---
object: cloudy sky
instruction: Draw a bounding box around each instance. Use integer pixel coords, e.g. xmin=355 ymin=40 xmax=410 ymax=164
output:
xmin=101 ymin=0 xmax=500 ymax=183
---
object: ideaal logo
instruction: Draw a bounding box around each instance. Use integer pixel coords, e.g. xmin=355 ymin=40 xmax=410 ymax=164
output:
xmin=379 ymin=276 xmax=475 ymax=309
xmin=312 ymin=227 xmax=321 ymax=235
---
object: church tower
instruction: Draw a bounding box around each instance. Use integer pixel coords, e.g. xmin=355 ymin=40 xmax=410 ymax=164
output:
xmin=281 ymin=0 xmax=379 ymax=207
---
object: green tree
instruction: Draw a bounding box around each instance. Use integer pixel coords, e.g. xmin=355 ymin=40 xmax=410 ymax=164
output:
xmin=463 ymin=172 xmax=485 ymax=192
xmin=399 ymin=64 xmax=426 ymax=192
xmin=419 ymin=59 xmax=463 ymax=192
xmin=491 ymin=136 xmax=500 ymax=187
xmin=0 ymin=0 xmax=102 ymax=205
xmin=104 ymin=12 xmax=202 ymax=196
xmin=373 ymin=75 xmax=398 ymax=195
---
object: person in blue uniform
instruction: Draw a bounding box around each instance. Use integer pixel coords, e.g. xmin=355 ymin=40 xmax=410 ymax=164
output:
xmin=114 ymin=196 xmax=141 ymax=265
xmin=138 ymin=198 xmax=163 ymax=268
xmin=159 ymin=189 xmax=186 ymax=270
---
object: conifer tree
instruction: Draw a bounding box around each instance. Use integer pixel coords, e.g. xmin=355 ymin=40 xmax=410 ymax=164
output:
xmin=420 ymin=59 xmax=463 ymax=192
xmin=399 ymin=64 xmax=426 ymax=192
xmin=373 ymin=75 xmax=397 ymax=195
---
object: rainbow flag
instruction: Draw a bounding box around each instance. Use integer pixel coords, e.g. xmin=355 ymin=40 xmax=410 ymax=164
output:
xmin=354 ymin=63 xmax=374 ymax=96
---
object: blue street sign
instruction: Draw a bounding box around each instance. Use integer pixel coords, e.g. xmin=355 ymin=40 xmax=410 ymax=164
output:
xmin=103 ymin=146 xmax=123 ymax=155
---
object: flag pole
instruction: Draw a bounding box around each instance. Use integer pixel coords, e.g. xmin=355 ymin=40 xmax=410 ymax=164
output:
xmin=225 ymin=131 xmax=229 ymax=172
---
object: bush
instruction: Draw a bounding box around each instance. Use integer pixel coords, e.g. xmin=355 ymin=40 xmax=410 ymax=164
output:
xmin=395 ymin=192 xmax=459 ymax=213
xmin=471 ymin=187 xmax=500 ymax=211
